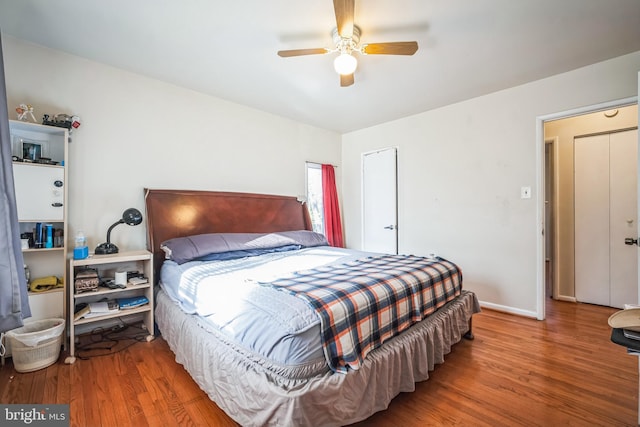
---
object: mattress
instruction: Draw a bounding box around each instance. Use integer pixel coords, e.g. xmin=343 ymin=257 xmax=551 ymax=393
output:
xmin=160 ymin=246 xmax=378 ymax=371
xmin=159 ymin=246 xmax=462 ymax=374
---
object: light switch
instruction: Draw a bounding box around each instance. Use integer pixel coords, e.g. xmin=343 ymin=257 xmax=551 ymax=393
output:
xmin=521 ymin=186 xmax=532 ymax=199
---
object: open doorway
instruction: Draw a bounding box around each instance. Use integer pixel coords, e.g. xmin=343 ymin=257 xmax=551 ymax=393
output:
xmin=538 ymin=100 xmax=638 ymax=318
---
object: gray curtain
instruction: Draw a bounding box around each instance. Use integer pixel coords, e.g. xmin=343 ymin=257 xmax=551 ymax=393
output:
xmin=0 ymin=31 xmax=31 ymax=333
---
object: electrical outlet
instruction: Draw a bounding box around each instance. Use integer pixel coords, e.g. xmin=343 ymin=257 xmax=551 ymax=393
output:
xmin=521 ymin=186 xmax=531 ymax=199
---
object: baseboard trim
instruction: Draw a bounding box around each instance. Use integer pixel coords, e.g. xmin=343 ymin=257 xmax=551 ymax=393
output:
xmin=553 ymin=295 xmax=577 ymax=303
xmin=479 ymin=300 xmax=538 ymax=319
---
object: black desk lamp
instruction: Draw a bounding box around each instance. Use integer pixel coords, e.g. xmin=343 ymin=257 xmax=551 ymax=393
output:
xmin=94 ymin=208 xmax=143 ymax=255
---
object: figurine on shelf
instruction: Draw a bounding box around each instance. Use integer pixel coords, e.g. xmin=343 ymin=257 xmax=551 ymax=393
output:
xmin=16 ymin=104 xmax=37 ymax=122
xmin=42 ymin=113 xmax=82 ymax=141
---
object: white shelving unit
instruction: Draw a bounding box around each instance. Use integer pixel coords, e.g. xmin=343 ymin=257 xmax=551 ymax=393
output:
xmin=10 ymin=120 xmax=68 ymax=325
xmin=66 ymin=250 xmax=154 ymax=364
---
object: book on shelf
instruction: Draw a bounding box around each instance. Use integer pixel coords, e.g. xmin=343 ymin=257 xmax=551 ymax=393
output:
xmin=74 ymin=300 xmax=119 ymax=320
xmin=90 ymin=300 xmax=119 ymax=312
xmin=128 ymin=276 xmax=148 ymax=285
xmin=117 ymin=295 xmax=149 ymax=310
xmin=74 ymin=304 xmax=91 ymax=320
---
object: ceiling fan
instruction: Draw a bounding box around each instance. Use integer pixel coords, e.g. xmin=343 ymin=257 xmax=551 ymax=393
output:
xmin=277 ymin=0 xmax=419 ymax=87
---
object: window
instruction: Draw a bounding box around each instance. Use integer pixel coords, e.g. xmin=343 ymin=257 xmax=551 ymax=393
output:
xmin=306 ymin=162 xmax=324 ymax=235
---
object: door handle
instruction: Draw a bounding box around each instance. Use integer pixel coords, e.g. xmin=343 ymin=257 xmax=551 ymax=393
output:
xmin=625 ymin=237 xmax=639 ymax=246
xmin=384 ymin=225 xmax=395 ymax=230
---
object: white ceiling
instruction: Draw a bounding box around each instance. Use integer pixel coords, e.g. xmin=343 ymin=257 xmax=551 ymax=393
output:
xmin=1 ymin=0 xmax=639 ymax=133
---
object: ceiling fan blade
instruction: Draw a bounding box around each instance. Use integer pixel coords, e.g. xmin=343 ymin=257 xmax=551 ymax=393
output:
xmin=340 ymin=73 xmax=354 ymax=87
xmin=333 ymin=0 xmax=355 ymax=38
xmin=362 ymin=41 xmax=419 ymax=55
xmin=277 ymin=48 xmax=330 ymax=57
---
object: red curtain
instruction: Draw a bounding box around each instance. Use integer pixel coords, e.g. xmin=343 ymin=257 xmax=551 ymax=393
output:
xmin=322 ymin=164 xmax=344 ymax=247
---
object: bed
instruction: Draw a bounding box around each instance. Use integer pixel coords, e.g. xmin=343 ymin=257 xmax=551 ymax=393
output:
xmin=144 ymin=189 xmax=480 ymax=426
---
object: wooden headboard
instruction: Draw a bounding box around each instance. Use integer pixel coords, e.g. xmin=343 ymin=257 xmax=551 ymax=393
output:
xmin=144 ymin=189 xmax=313 ymax=282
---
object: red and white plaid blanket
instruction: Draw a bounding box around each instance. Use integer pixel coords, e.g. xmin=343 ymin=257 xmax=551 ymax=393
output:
xmin=264 ymin=255 xmax=462 ymax=373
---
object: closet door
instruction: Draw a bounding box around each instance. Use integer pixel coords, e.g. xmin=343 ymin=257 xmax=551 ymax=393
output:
xmin=363 ymin=148 xmax=398 ymax=254
xmin=574 ymin=134 xmax=610 ymax=306
xmin=609 ymin=129 xmax=638 ymax=308
xmin=574 ymin=129 xmax=638 ymax=308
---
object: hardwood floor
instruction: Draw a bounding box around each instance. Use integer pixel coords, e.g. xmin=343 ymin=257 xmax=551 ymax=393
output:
xmin=1 ymin=299 xmax=636 ymax=426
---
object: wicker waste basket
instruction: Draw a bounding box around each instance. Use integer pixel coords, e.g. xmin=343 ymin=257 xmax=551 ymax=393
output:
xmin=5 ymin=318 xmax=65 ymax=373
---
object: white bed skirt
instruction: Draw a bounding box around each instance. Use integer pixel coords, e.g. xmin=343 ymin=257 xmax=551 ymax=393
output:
xmin=155 ymin=288 xmax=480 ymax=427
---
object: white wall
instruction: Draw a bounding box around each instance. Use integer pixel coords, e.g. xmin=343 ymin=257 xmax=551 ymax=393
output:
xmin=4 ymin=35 xmax=640 ymax=315
xmin=342 ymin=51 xmax=640 ymax=315
xmin=3 ymin=36 xmax=342 ymax=252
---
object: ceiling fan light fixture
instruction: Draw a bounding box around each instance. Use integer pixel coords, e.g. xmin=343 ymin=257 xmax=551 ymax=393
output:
xmin=276 ymin=5 xmax=419 ymax=86
xmin=334 ymin=53 xmax=358 ymax=75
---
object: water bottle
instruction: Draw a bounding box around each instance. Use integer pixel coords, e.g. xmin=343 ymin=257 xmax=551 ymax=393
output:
xmin=73 ymin=231 xmax=89 ymax=260
xmin=45 ymin=224 xmax=53 ymax=248
xmin=35 ymin=222 xmax=44 ymax=248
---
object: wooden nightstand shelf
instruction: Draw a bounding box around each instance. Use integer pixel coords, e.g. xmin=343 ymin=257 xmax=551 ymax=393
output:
xmin=65 ymin=250 xmax=154 ymax=364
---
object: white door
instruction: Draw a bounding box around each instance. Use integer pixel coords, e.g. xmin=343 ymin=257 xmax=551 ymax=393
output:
xmin=363 ymin=148 xmax=397 ymax=254
xmin=610 ymin=130 xmax=638 ymax=307
xmin=574 ymin=129 xmax=638 ymax=308
xmin=575 ymin=134 xmax=610 ymax=305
